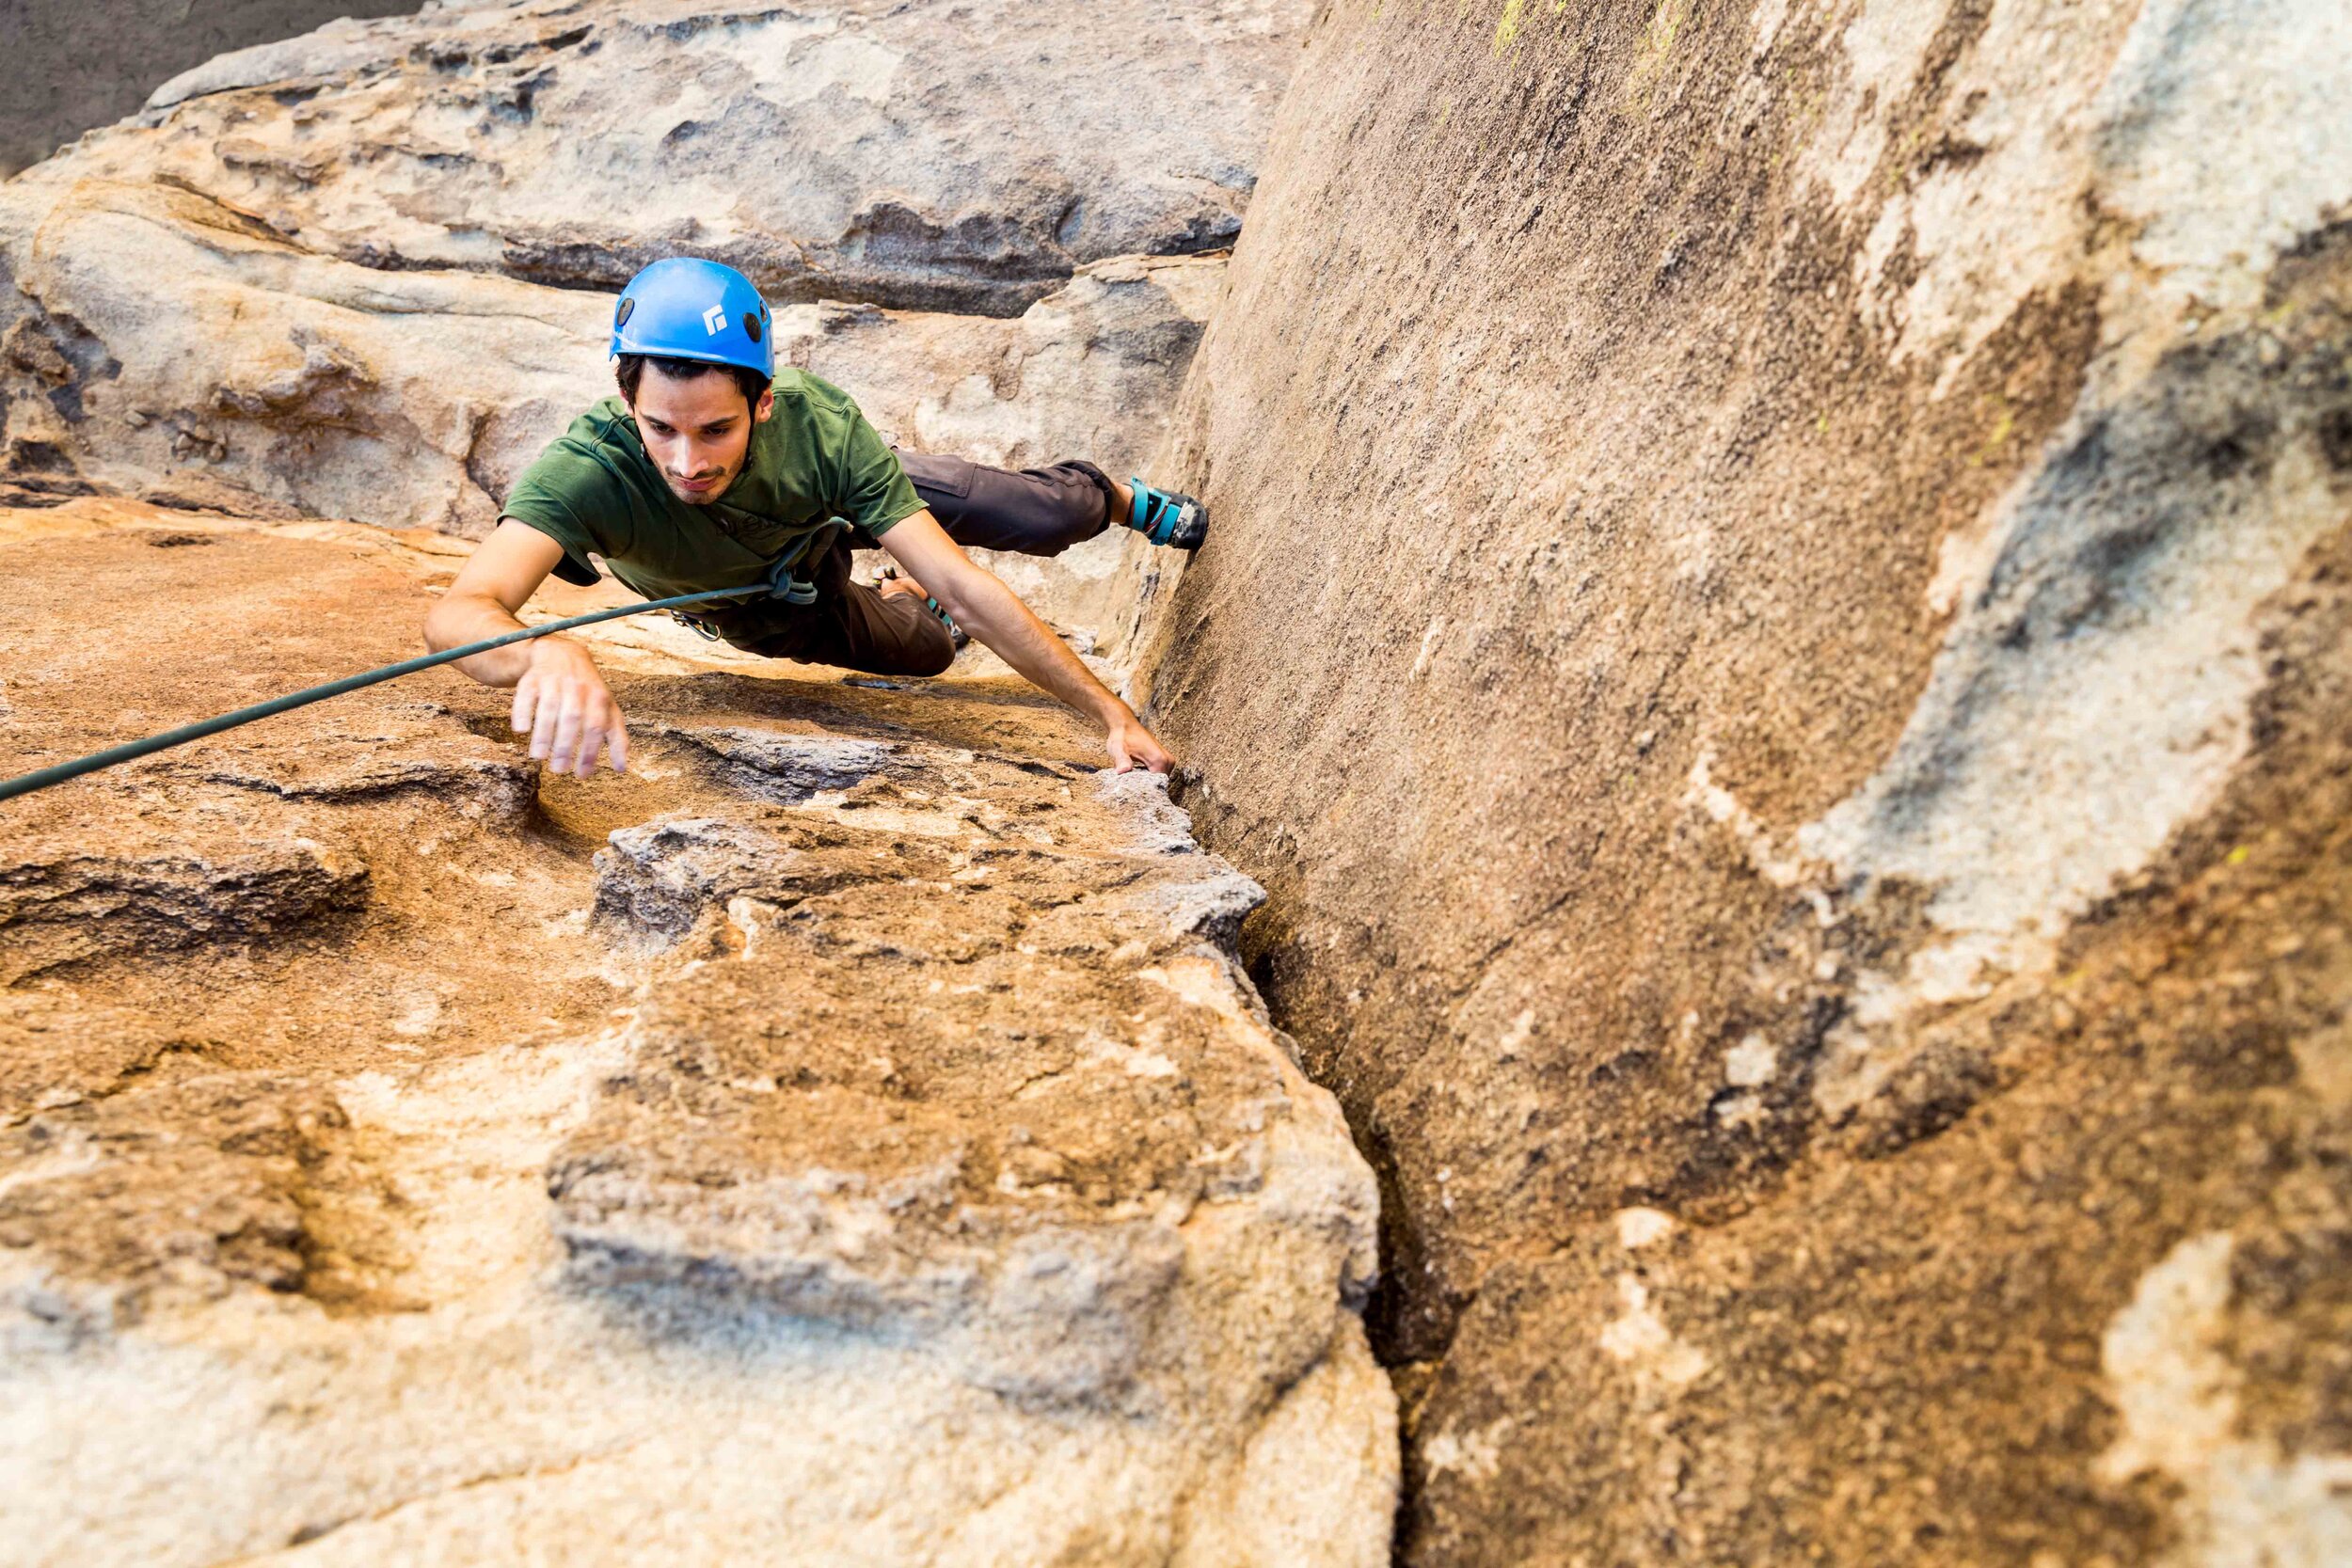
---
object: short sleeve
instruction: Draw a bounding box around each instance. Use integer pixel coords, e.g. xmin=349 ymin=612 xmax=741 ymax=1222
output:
xmin=827 ymin=400 xmax=925 ymax=539
xmin=501 ymin=427 xmax=638 ymax=586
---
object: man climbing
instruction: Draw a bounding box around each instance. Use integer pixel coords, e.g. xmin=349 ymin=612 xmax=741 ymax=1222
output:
xmin=423 ymin=258 xmax=1205 ymax=779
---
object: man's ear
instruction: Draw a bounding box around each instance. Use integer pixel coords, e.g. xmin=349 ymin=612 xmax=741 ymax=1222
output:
xmin=754 ymin=386 xmax=777 ymax=423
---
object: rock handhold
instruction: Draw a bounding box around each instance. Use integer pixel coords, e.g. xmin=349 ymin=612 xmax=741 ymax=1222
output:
xmin=592 ymin=815 xmax=837 ymax=950
xmin=0 ymin=830 xmax=368 ymax=983
xmin=656 ymin=724 xmax=900 ymax=802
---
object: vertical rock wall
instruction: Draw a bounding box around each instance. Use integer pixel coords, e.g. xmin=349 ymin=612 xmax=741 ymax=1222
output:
xmin=1136 ymin=0 xmax=2352 ymax=1560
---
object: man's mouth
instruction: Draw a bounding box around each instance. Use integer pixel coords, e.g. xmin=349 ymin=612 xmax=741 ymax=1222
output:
xmin=673 ymin=472 xmax=723 ymax=494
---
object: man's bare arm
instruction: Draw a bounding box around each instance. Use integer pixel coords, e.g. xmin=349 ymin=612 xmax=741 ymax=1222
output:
xmin=425 ymin=520 xmax=565 ymax=682
xmin=878 ymin=510 xmax=1174 ymax=773
xmin=425 ymin=519 xmax=628 ymax=777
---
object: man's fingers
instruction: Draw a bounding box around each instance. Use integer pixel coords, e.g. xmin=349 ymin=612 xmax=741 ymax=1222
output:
xmin=575 ymin=702 xmax=626 ymax=779
xmin=528 ymin=683 xmax=561 ymax=759
xmin=1105 ymin=720 xmax=1173 ymax=776
xmin=567 ymin=705 xmax=627 ymax=778
xmin=520 ymin=672 xmax=628 ymax=781
xmin=548 ymin=686 xmax=588 ymax=771
xmin=534 ymin=681 xmax=576 ymax=764
xmin=572 ymin=714 xmax=606 ymax=779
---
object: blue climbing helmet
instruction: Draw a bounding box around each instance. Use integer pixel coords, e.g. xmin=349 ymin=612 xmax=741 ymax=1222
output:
xmin=608 ymin=257 xmax=775 ymax=380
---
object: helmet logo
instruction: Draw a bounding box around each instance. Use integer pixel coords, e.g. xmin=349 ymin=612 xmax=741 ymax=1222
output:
xmin=701 ymin=304 xmax=726 ymax=335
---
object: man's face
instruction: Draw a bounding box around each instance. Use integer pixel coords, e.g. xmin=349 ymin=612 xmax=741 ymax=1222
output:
xmin=630 ymin=365 xmax=774 ymax=505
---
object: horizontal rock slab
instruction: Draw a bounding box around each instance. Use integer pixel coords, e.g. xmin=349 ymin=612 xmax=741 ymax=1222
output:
xmin=0 ymin=499 xmax=1394 ymax=1564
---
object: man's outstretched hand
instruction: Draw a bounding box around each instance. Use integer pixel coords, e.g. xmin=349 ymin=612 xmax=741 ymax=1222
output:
xmin=512 ymin=636 xmax=628 ymax=778
xmin=1107 ymin=713 xmax=1174 ymax=775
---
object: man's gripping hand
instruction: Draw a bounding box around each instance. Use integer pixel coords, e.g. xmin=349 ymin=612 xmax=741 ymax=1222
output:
xmin=513 ymin=637 xmax=628 ymax=778
xmin=1106 ymin=713 xmax=1173 ymax=775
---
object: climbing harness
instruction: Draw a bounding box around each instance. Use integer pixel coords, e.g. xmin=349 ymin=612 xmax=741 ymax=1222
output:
xmin=670 ymin=517 xmax=849 ymax=641
xmin=0 ymin=550 xmax=826 ymax=805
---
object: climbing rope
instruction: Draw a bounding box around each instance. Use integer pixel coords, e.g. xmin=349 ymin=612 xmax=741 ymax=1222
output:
xmin=0 ymin=577 xmax=789 ymax=805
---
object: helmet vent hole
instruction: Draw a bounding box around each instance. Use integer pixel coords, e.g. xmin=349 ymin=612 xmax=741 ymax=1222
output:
xmin=615 ymin=297 xmax=636 ymax=327
xmin=742 ymin=312 xmax=763 ymax=343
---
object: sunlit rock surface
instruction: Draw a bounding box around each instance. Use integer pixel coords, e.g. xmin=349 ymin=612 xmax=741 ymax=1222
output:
xmin=131 ymin=0 xmax=1297 ymax=313
xmin=0 ymin=499 xmax=1393 ymax=1565
xmin=0 ymin=0 xmax=1291 ymax=636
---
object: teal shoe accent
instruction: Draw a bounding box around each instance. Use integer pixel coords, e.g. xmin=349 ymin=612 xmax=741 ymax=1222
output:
xmin=1126 ymin=478 xmax=1208 ymax=550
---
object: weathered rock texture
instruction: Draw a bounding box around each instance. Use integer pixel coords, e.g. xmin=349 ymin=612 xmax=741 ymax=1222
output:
xmin=1127 ymin=0 xmax=2352 ymax=1560
xmin=0 ymin=180 xmax=1214 ymax=611
xmin=105 ymin=0 xmax=1294 ymax=314
xmin=0 ymin=0 xmax=1294 ymax=637
xmin=0 ymin=499 xmax=1393 ymax=1564
xmin=0 ymin=0 xmax=421 ymax=179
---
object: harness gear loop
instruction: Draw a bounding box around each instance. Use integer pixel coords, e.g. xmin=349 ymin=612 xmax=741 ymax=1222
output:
xmin=669 ymin=516 xmax=847 ymax=636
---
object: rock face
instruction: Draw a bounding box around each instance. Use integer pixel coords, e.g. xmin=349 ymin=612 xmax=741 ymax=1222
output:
xmin=0 ymin=179 xmax=1215 ymax=590
xmin=0 ymin=0 xmax=1295 ymax=638
xmin=111 ymin=0 xmax=1295 ymax=315
xmin=0 ymin=499 xmax=1393 ymax=1564
xmin=1130 ymin=0 xmax=2352 ymax=1561
xmin=0 ymin=0 xmax=420 ymax=179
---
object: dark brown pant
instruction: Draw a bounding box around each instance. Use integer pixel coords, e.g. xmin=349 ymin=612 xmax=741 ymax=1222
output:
xmin=710 ymin=452 xmax=1118 ymax=676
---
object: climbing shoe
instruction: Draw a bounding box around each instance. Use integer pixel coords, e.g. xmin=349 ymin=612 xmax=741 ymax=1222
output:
xmin=1125 ymin=478 xmax=1208 ymax=550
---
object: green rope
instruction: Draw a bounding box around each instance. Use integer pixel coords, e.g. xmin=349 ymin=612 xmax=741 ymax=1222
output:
xmin=0 ymin=582 xmax=767 ymax=804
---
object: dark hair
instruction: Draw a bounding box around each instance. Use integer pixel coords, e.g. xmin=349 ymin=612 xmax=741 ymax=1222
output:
xmin=615 ymin=354 xmax=771 ymax=410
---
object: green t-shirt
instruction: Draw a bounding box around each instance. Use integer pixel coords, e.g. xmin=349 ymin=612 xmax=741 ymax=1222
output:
xmin=500 ymin=371 xmax=924 ymax=599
